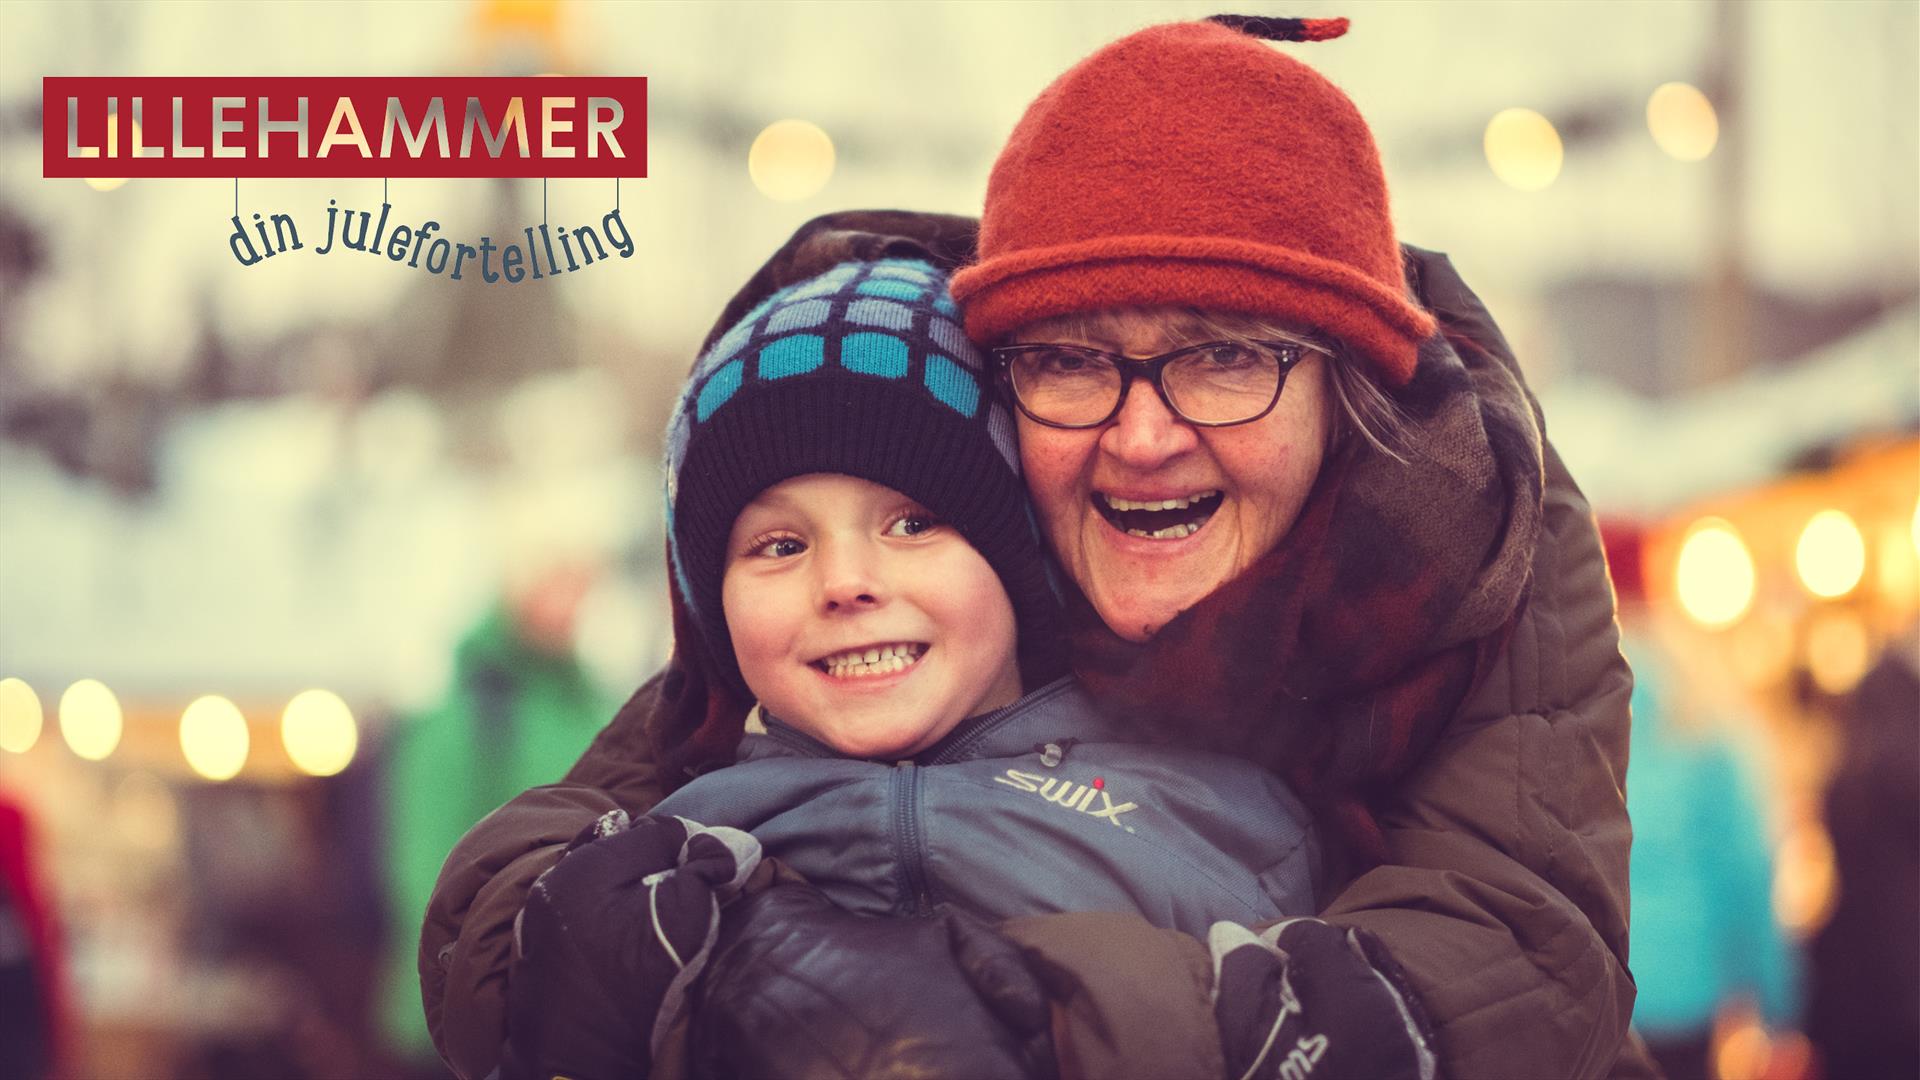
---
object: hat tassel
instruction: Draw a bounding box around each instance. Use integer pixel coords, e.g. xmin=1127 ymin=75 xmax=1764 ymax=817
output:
xmin=1206 ymin=14 xmax=1351 ymax=42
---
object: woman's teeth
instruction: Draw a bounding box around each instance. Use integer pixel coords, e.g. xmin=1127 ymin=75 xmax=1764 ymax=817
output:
xmin=817 ymin=642 xmax=925 ymax=678
xmin=1103 ymin=491 xmax=1218 ymax=512
xmin=1095 ymin=489 xmax=1222 ymax=539
xmin=1127 ymin=522 xmax=1202 ymax=539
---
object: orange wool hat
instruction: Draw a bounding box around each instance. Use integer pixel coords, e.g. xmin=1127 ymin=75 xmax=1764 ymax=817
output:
xmin=949 ymin=16 xmax=1436 ymax=386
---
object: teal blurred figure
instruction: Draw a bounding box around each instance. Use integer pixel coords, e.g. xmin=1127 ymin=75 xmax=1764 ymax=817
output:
xmin=1623 ymin=641 xmax=1803 ymax=1080
xmin=1602 ymin=520 xmax=1802 ymax=1080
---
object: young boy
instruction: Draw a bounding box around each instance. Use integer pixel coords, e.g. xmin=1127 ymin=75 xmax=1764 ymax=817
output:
xmin=499 ymin=259 xmax=1320 ymax=1079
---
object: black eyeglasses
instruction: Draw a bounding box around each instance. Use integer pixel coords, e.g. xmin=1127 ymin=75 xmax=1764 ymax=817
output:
xmin=990 ymin=338 xmax=1329 ymax=429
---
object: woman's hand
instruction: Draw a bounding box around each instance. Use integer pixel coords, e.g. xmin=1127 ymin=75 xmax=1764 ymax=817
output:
xmin=497 ymin=812 xmax=761 ymax=1080
xmin=690 ymin=884 xmax=1056 ymax=1080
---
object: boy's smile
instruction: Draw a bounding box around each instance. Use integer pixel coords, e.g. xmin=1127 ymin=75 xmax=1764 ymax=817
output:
xmin=723 ymin=474 xmax=1023 ymax=760
xmin=811 ymin=641 xmax=927 ymax=678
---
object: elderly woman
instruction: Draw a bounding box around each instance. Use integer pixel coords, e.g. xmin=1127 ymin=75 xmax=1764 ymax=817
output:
xmin=421 ymin=17 xmax=1636 ymax=1080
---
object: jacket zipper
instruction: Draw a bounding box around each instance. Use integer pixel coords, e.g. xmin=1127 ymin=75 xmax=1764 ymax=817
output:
xmin=919 ymin=675 xmax=1077 ymax=765
xmin=892 ymin=762 xmax=935 ymax=916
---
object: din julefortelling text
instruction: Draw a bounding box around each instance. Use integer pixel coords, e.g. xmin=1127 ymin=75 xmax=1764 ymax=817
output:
xmin=228 ymin=200 xmax=634 ymax=281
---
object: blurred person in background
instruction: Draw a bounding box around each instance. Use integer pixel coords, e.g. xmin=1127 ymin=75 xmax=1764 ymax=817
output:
xmin=1805 ymin=624 xmax=1919 ymax=1080
xmin=423 ymin=15 xmax=1642 ymax=1080
xmin=378 ymin=556 xmax=613 ymax=1071
xmin=0 ymin=789 xmax=70 ymax=1080
xmin=1602 ymin=523 xmax=1803 ymax=1080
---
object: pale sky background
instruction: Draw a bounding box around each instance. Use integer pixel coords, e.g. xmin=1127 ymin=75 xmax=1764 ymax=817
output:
xmin=4 ymin=0 xmax=1915 ymax=383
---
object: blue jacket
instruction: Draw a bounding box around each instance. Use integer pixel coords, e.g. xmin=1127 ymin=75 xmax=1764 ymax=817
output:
xmin=652 ymin=677 xmax=1321 ymax=936
xmin=1624 ymin=641 xmax=1801 ymax=1035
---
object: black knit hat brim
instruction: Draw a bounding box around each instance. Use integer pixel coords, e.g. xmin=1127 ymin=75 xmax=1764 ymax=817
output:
xmin=674 ymin=374 xmax=1064 ymax=697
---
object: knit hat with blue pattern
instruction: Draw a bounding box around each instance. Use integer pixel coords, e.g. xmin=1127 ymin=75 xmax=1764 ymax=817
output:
xmin=664 ymin=258 xmax=1064 ymax=696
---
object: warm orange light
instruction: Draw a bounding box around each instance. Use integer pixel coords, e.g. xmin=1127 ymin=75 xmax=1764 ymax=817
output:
xmin=1879 ymin=523 xmax=1917 ymax=608
xmin=1715 ymin=1016 xmax=1771 ymax=1080
xmin=180 ymin=695 xmax=249 ymax=781
xmin=1774 ymin=820 xmax=1838 ymax=936
xmin=1484 ymin=108 xmax=1563 ymax=191
xmin=281 ymin=690 xmax=358 ymax=777
xmin=1805 ymin=610 xmax=1873 ymax=695
xmin=59 ymin=679 xmax=123 ymax=760
xmin=749 ymin=120 xmax=835 ymax=202
xmin=1674 ymin=519 xmax=1756 ymax=628
xmin=0 ymin=678 xmax=43 ymax=754
xmin=1795 ymin=509 xmax=1866 ymax=599
xmin=1647 ymin=82 xmax=1719 ymax=161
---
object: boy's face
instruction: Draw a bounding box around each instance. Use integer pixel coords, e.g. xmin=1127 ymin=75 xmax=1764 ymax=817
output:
xmin=722 ymin=473 xmax=1023 ymax=759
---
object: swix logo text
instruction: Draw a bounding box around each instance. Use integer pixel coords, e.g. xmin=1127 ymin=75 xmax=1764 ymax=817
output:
xmin=994 ymin=769 xmax=1138 ymax=828
xmin=1279 ymin=1034 xmax=1329 ymax=1080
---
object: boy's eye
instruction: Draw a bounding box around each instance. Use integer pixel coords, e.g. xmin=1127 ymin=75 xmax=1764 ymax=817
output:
xmin=747 ymin=535 xmax=807 ymax=558
xmin=885 ymin=514 xmax=940 ymax=538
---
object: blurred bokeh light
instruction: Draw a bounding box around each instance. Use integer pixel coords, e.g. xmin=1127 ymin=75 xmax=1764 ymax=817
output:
xmin=1647 ymin=81 xmax=1720 ymax=161
xmin=1483 ymin=107 xmax=1564 ymax=191
xmin=58 ymin=678 xmax=123 ymax=760
xmin=1795 ymin=509 xmax=1866 ymax=599
xmin=179 ymin=694 xmax=249 ymax=781
xmin=1774 ymin=819 xmax=1839 ymax=935
xmin=1675 ymin=519 xmax=1758 ymax=628
xmin=748 ymin=119 xmax=835 ymax=202
xmin=280 ymin=688 xmax=358 ymax=777
xmin=0 ymin=676 xmax=44 ymax=753
xmin=1803 ymin=609 xmax=1872 ymax=695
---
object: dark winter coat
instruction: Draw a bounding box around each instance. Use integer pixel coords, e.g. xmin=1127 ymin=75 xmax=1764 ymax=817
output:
xmin=651 ymin=677 xmax=1320 ymax=936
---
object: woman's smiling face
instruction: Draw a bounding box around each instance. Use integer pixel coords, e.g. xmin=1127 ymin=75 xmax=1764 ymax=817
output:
xmin=1011 ymin=307 xmax=1334 ymax=642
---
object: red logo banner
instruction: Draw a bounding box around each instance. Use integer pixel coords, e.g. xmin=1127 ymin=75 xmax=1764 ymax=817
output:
xmin=43 ymin=77 xmax=647 ymax=178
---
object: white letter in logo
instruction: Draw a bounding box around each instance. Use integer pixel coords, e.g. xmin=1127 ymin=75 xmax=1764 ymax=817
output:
xmin=995 ymin=769 xmax=1042 ymax=794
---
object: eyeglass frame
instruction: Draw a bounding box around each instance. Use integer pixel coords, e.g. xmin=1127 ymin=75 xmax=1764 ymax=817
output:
xmin=989 ymin=337 xmax=1334 ymax=430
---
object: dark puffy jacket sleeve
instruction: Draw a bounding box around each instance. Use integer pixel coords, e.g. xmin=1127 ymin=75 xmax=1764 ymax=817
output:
xmin=420 ymin=676 xmax=670 ymax=1080
xmin=1319 ymin=437 xmax=1636 ymax=1078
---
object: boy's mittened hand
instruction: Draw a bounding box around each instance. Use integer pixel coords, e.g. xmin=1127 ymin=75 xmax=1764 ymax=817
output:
xmin=1209 ymin=918 xmax=1437 ymax=1080
xmin=498 ymin=813 xmax=760 ymax=1080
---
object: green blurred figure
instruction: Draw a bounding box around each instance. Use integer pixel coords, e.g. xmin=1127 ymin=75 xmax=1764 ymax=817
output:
xmin=380 ymin=562 xmax=613 ymax=1069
